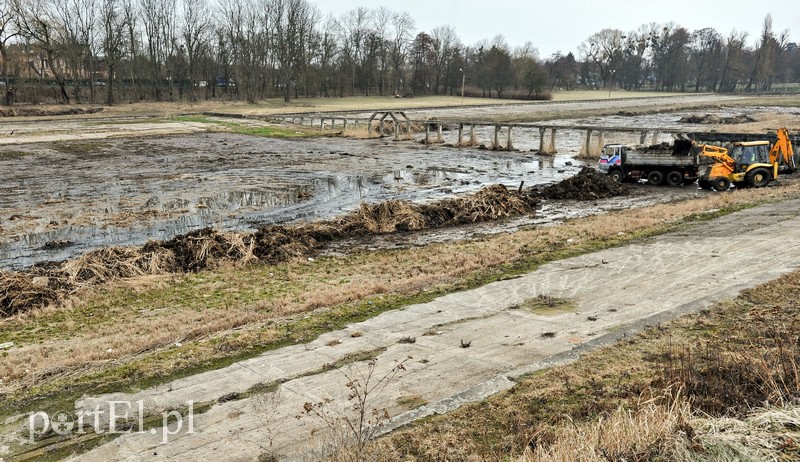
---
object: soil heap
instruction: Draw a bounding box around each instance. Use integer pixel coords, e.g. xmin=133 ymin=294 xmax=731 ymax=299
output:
xmin=679 ymin=114 xmax=756 ymax=124
xmin=538 ymin=167 xmax=629 ymax=201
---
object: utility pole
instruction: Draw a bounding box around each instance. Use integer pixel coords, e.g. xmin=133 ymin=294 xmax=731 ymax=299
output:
xmin=460 ymin=68 xmax=465 ymax=104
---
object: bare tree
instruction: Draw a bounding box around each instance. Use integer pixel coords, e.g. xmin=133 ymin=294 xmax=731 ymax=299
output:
xmin=650 ymin=23 xmax=690 ymax=91
xmin=578 ymin=28 xmax=625 ymax=86
xmin=221 ymin=0 xmax=260 ymax=102
xmin=689 ymin=28 xmax=723 ymax=92
xmin=0 ymin=0 xmax=20 ymax=105
xmin=388 ymin=11 xmax=413 ymax=95
xmin=100 ymin=0 xmax=128 ymax=104
xmin=719 ymin=29 xmax=748 ymax=92
xmin=430 ymin=25 xmax=459 ymax=94
xmin=139 ymin=0 xmax=177 ymax=100
xmin=13 ymin=0 xmax=72 ymax=103
xmin=337 ymin=7 xmax=370 ymax=96
xmin=746 ymin=15 xmax=788 ymax=92
xmin=271 ymin=0 xmax=316 ymax=102
xmin=55 ymin=0 xmax=97 ymax=102
xmin=487 ymin=35 xmax=513 ymax=98
xmin=180 ymin=0 xmax=210 ymax=102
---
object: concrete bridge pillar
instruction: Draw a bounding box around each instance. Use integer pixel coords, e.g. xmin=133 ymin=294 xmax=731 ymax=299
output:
xmin=425 ymin=124 xmax=431 ymax=144
xmin=469 ymin=125 xmax=477 ymax=145
xmin=506 ymin=126 xmax=514 ymax=151
xmin=343 ymin=120 xmax=348 ymax=131
xmin=651 ymin=130 xmax=660 ymax=145
xmin=379 ymin=120 xmax=385 ymax=136
xmin=596 ymin=130 xmax=605 ymax=154
xmin=457 ymin=124 xmax=464 ymax=146
xmin=640 ymin=131 xmax=647 ymax=144
xmin=437 ymin=124 xmax=443 ymax=143
xmin=584 ymin=129 xmax=593 ymax=156
xmin=493 ymin=125 xmax=501 ymax=150
xmin=539 ymin=127 xmax=546 ymax=153
xmin=548 ymin=129 xmax=558 ymax=154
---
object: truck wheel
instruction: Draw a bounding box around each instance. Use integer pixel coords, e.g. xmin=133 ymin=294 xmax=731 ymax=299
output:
xmin=647 ymin=170 xmax=664 ymax=186
xmin=609 ymin=169 xmax=625 ymax=183
xmin=746 ymin=167 xmax=771 ymax=188
xmin=712 ymin=177 xmax=731 ymax=191
xmin=666 ymin=171 xmax=683 ymax=187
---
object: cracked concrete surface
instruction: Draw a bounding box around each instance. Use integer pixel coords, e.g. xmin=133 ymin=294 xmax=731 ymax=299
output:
xmin=58 ymin=198 xmax=800 ymax=461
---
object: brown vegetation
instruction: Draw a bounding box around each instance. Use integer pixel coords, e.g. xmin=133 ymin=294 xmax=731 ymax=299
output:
xmin=0 ymin=184 xmax=539 ymax=317
xmin=367 ymin=269 xmax=800 ymax=461
xmin=2 ymin=180 xmax=799 ymax=417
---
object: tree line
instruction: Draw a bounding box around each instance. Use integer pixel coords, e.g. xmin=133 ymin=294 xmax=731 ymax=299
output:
xmin=1 ymin=0 xmax=798 ymax=106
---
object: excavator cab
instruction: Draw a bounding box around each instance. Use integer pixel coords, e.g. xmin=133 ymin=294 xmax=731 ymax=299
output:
xmin=729 ymin=142 xmax=770 ymax=173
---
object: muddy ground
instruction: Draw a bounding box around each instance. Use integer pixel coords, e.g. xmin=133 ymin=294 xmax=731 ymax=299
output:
xmin=3 ymin=95 xmax=800 ymax=461
xmin=6 ymin=97 xmax=794 ymax=270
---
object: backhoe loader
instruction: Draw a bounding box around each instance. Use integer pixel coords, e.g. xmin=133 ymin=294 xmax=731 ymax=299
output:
xmin=697 ymin=128 xmax=796 ymax=191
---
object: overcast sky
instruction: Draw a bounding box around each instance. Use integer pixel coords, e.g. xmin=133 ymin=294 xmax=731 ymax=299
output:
xmin=320 ymin=0 xmax=798 ymax=57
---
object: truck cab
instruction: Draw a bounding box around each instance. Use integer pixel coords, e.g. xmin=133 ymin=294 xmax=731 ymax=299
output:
xmin=598 ymin=144 xmax=627 ymax=182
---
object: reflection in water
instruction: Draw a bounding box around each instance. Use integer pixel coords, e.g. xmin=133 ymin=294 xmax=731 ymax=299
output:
xmin=0 ymin=174 xmax=369 ymax=269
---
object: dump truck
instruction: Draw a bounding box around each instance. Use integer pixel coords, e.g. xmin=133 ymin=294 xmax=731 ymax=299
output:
xmin=598 ymin=139 xmax=700 ymax=186
xmin=697 ymin=128 xmax=796 ymax=191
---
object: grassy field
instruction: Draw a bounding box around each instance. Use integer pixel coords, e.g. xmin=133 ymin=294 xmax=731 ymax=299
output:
xmin=3 ymin=182 xmax=800 ymax=427
xmin=14 ymin=91 xmax=692 ymax=119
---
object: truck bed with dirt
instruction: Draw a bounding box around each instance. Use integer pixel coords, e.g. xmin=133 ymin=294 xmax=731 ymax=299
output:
xmin=598 ymin=140 xmax=701 ymax=186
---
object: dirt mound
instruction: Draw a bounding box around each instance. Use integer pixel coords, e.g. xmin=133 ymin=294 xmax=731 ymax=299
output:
xmin=679 ymin=114 xmax=756 ymax=124
xmin=1 ymin=185 xmax=539 ymax=317
xmin=0 ymin=107 xmax=104 ymax=118
xmin=539 ymin=167 xmax=628 ymax=200
xmin=641 ymin=139 xmax=694 ymax=156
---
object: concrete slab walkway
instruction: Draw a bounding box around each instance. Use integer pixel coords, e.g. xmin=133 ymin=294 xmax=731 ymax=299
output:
xmin=65 ymin=198 xmax=800 ymax=461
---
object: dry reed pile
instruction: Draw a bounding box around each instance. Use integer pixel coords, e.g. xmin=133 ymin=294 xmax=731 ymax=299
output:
xmin=1 ymin=184 xmax=540 ymax=317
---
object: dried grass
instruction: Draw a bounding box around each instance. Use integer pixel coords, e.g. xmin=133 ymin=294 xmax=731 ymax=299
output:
xmin=524 ymin=398 xmax=691 ymax=462
xmin=0 ymin=271 xmax=60 ymax=317
xmin=0 ymin=185 xmax=538 ymax=318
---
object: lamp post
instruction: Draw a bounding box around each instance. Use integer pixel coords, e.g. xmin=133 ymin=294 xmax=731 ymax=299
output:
xmin=608 ymin=69 xmax=616 ymax=98
xmin=459 ymin=68 xmax=465 ymax=104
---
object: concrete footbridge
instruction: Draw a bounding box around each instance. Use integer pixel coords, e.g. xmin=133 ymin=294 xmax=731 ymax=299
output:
xmin=204 ymin=108 xmax=800 ymax=156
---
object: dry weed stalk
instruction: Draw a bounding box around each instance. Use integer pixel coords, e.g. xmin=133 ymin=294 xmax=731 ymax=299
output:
xmin=524 ymin=396 xmax=691 ymax=462
xmin=297 ymin=357 xmax=410 ymax=461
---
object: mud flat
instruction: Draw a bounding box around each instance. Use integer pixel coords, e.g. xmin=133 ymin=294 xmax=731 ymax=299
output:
xmin=0 ymin=133 xmax=582 ymax=269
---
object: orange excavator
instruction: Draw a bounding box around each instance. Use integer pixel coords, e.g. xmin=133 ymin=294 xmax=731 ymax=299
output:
xmin=697 ymin=128 xmax=796 ymax=191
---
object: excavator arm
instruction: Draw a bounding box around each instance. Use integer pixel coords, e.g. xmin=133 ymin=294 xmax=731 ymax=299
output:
xmin=770 ymin=128 xmax=796 ymax=172
xmin=697 ymin=144 xmax=734 ymax=171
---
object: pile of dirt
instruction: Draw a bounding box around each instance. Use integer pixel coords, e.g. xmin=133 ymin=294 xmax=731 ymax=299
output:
xmin=679 ymin=114 xmax=756 ymax=124
xmin=0 ymin=107 xmax=104 ymax=118
xmin=1 ymin=185 xmax=539 ymax=317
xmin=640 ymin=139 xmax=694 ymax=156
xmin=641 ymin=142 xmax=672 ymax=152
xmin=538 ymin=167 xmax=629 ymax=200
